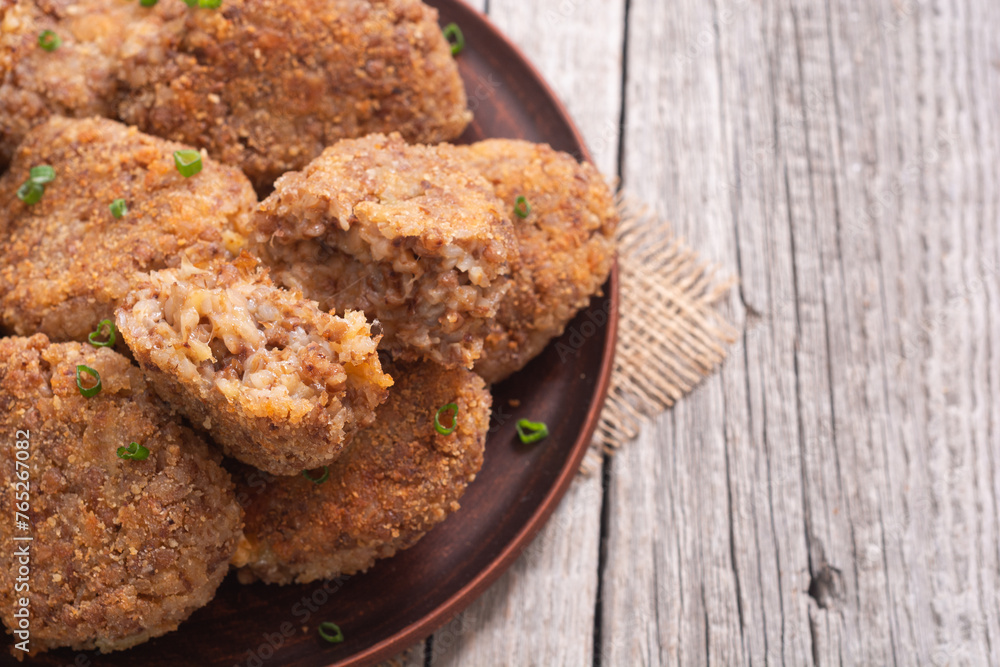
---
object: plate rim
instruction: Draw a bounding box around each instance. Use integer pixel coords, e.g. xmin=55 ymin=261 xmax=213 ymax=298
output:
xmin=332 ymin=2 xmax=621 ymax=665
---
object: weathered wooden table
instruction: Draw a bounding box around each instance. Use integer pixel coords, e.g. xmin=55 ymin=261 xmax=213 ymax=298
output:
xmin=400 ymin=1 xmax=1000 ymax=664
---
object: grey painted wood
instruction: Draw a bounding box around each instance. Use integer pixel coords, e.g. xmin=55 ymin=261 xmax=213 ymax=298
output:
xmin=411 ymin=0 xmax=1000 ymax=665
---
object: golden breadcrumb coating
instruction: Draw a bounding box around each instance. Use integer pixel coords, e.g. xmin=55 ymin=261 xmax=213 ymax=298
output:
xmin=453 ymin=140 xmax=619 ymax=383
xmin=1 ymin=1 xmax=471 ymax=188
xmin=253 ymin=133 xmax=518 ymax=369
xmin=0 ymin=116 xmax=256 ymax=342
xmin=0 ymin=334 xmax=243 ymax=656
xmin=116 ymin=254 xmax=392 ymax=476
xmin=231 ymin=359 xmax=489 ymax=584
xmin=0 ymin=0 xmax=139 ymax=167
xmin=117 ymin=0 xmax=471 ymax=189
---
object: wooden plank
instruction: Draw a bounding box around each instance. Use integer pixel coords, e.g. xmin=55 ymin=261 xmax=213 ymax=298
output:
xmin=603 ymin=0 xmax=1000 ymax=665
xmin=713 ymin=1 xmax=817 ymax=663
xmin=601 ymin=0 xmax=754 ymax=664
xmin=862 ymin=0 xmax=1000 ymax=662
xmin=793 ymin=0 xmax=1000 ymax=663
xmin=428 ymin=0 xmax=626 ymax=665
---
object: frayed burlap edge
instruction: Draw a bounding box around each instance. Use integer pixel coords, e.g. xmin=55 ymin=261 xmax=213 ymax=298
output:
xmin=588 ymin=196 xmax=739 ymax=463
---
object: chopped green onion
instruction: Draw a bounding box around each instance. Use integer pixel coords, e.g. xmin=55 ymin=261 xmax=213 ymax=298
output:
xmin=443 ymin=23 xmax=464 ymax=56
xmin=318 ymin=622 xmax=344 ymax=644
xmin=183 ymin=0 xmax=198 ymax=6
xmin=434 ymin=403 xmax=458 ymax=435
xmin=514 ymin=196 xmax=531 ymax=218
xmin=16 ymin=181 xmax=44 ymax=205
xmin=140 ymin=0 xmax=158 ymax=6
xmin=302 ymin=466 xmax=330 ymax=485
xmin=198 ymin=0 xmax=221 ymax=7
xmin=88 ymin=319 xmax=116 ymax=348
xmin=173 ymin=149 xmax=203 ymax=177
xmin=38 ymin=30 xmax=61 ymax=51
xmin=29 ymin=165 xmax=55 ymax=185
xmin=515 ymin=419 xmax=549 ymax=444
xmin=76 ymin=365 xmax=102 ymax=398
xmin=117 ymin=442 xmax=150 ymax=461
xmin=110 ymin=198 xmax=128 ymax=218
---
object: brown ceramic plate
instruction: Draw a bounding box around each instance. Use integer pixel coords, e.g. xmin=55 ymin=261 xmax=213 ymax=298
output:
xmin=1 ymin=2 xmax=618 ymax=665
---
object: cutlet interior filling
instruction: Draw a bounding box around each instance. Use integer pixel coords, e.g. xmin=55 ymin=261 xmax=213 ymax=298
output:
xmin=348 ymin=203 xmax=504 ymax=286
xmin=129 ymin=262 xmax=383 ymax=422
xmin=340 ymin=224 xmax=505 ymax=309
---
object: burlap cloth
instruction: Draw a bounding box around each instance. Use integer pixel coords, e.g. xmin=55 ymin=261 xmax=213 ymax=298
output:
xmin=590 ymin=197 xmax=738 ymax=458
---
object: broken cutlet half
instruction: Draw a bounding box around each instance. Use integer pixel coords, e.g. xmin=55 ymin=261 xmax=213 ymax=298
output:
xmin=116 ymin=254 xmax=392 ymax=476
xmin=252 ymin=133 xmax=518 ymax=369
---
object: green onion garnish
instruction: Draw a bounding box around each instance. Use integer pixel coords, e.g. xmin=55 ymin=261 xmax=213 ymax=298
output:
xmin=117 ymin=442 xmax=150 ymax=461
xmin=443 ymin=23 xmax=464 ymax=56
xmin=88 ymin=319 xmax=116 ymax=348
xmin=16 ymin=165 xmax=55 ymax=205
xmin=434 ymin=403 xmax=458 ymax=435
xmin=38 ymin=30 xmax=61 ymax=51
xmin=173 ymin=150 xmax=203 ymax=177
xmin=76 ymin=365 xmax=102 ymax=398
xmin=515 ymin=419 xmax=549 ymax=444
xmin=318 ymin=622 xmax=344 ymax=644
xmin=110 ymin=198 xmax=128 ymax=218
xmin=302 ymin=466 xmax=330 ymax=485
xmin=16 ymin=181 xmax=43 ymax=205
xmin=183 ymin=0 xmax=197 ymax=6
xmin=514 ymin=196 xmax=531 ymax=218
xmin=140 ymin=0 xmax=158 ymax=6
xmin=29 ymin=165 xmax=55 ymax=184
xmin=198 ymin=0 xmax=221 ymax=7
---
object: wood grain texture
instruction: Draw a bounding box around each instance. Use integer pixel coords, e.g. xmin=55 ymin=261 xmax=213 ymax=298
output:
xmin=413 ymin=0 xmax=999 ymax=665
xmin=601 ymin=0 xmax=1000 ymax=665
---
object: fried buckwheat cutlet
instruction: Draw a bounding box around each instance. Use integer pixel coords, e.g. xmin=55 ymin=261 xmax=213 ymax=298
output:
xmin=2 ymin=1 xmax=470 ymax=188
xmin=116 ymin=0 xmax=471 ymax=189
xmin=116 ymin=254 xmax=392 ymax=476
xmin=0 ymin=0 xmax=141 ymax=169
xmin=0 ymin=116 xmax=255 ymax=342
xmin=231 ymin=359 xmax=489 ymax=584
xmin=0 ymin=334 xmax=243 ymax=656
xmin=453 ymin=139 xmax=619 ymax=383
xmin=252 ymin=133 xmax=518 ymax=369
